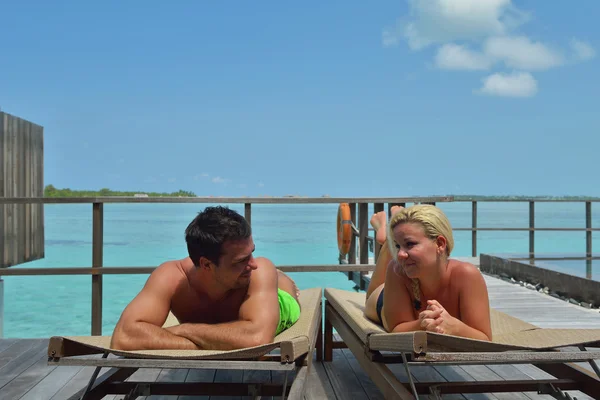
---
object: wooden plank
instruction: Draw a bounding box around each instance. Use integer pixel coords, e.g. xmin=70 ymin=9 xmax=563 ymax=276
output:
xmin=484 ymin=274 xmax=600 ymax=329
xmin=243 ymin=368 xmax=272 ymax=400
xmin=0 ymin=340 xmax=49 ymax=389
xmin=210 ymin=369 xmax=243 ymax=400
xmin=34 ymin=121 xmax=44 ymax=260
xmin=20 ymin=118 xmax=27 ymax=262
xmin=485 ymin=364 xmax=547 ymax=400
xmin=24 ymin=120 xmax=31 ymax=261
xmin=177 ymin=368 xmax=216 ymax=400
xmin=322 ymin=343 xmax=370 ymax=400
xmin=19 ymin=364 xmax=83 ymax=400
xmin=326 ymin=305 xmax=413 ymax=399
xmin=143 ymin=368 xmax=190 ymax=400
xmin=513 ymin=364 xmax=595 ymax=400
xmin=0 ymin=338 xmax=39 ymax=369
xmin=1 ymin=351 xmax=57 ymax=399
xmin=390 ymin=362 xmax=466 ymax=400
xmin=303 ymin=358 xmax=337 ymax=400
xmin=4 ymin=114 xmax=13 ymax=266
xmin=458 ymin=365 xmax=531 ymax=400
xmin=50 ymin=365 xmax=117 ymax=400
xmin=0 ymin=338 xmax=18 ymax=354
xmin=432 ymin=366 xmax=497 ymax=399
xmin=12 ymin=115 xmax=19 ymax=266
xmin=341 ymin=348 xmax=385 ymax=400
xmin=112 ymin=367 xmax=162 ymax=400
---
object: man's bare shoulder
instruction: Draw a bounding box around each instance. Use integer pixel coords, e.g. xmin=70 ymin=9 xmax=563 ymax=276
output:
xmin=248 ymin=257 xmax=278 ymax=288
xmin=147 ymin=258 xmax=192 ymax=291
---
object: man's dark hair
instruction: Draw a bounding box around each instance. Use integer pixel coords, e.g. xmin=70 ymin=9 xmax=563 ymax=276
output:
xmin=185 ymin=206 xmax=252 ymax=266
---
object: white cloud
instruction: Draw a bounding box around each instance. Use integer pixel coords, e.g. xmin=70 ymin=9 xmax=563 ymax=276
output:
xmin=435 ymin=44 xmax=492 ymax=70
xmin=484 ymin=36 xmax=564 ymax=70
xmin=168 ymin=177 xmax=176 ymax=183
xmin=386 ymin=1 xmax=594 ymax=97
xmin=386 ymin=0 xmax=529 ymax=50
xmin=570 ymin=39 xmax=596 ymax=62
xmin=435 ymin=36 xmax=567 ymax=72
xmin=211 ymin=176 xmax=226 ymax=184
xmin=475 ymin=71 xmax=537 ymax=98
xmin=194 ymin=173 xmax=210 ymax=181
xmin=237 ymin=183 xmax=247 ymax=189
xmin=257 ymin=182 xmax=265 ymax=188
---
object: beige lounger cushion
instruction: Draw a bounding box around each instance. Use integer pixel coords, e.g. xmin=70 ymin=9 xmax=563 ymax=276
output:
xmin=325 ymin=288 xmax=600 ymax=352
xmin=48 ymin=287 xmax=322 ymax=361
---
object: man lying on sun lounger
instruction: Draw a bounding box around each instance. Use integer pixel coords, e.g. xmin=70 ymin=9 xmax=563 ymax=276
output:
xmin=110 ymin=206 xmax=301 ymax=351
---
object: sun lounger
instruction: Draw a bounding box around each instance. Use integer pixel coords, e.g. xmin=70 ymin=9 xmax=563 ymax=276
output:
xmin=47 ymin=287 xmax=322 ymax=400
xmin=324 ymin=288 xmax=600 ymax=399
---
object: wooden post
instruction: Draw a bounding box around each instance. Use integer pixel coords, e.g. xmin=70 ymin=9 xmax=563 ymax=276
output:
xmin=244 ymin=203 xmax=251 ymax=226
xmin=347 ymin=203 xmax=357 ymax=282
xmin=0 ymin=278 xmax=3 ymax=338
xmin=586 ymin=202 xmax=592 ymax=279
xmin=373 ymin=203 xmax=384 ymax=261
xmin=472 ymin=201 xmax=477 ymax=257
xmin=529 ymin=201 xmax=535 ymax=265
xmin=358 ymin=203 xmax=369 ymax=290
xmin=324 ymin=302 xmax=333 ymax=362
xmin=92 ymin=202 xmax=103 ymax=336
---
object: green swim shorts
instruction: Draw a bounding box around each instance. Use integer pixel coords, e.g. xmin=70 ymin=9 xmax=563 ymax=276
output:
xmin=276 ymin=288 xmax=301 ymax=335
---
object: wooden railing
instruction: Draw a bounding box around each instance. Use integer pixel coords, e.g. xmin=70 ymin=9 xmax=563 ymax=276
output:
xmin=0 ymin=196 xmax=597 ymax=336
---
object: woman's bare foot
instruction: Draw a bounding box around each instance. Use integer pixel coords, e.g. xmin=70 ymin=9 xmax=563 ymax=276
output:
xmin=371 ymin=206 xmax=405 ymax=245
xmin=370 ymin=211 xmax=388 ymax=245
xmin=390 ymin=205 xmax=404 ymax=217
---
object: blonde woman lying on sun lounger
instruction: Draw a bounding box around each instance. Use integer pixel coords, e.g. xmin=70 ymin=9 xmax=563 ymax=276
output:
xmin=364 ymin=204 xmax=492 ymax=341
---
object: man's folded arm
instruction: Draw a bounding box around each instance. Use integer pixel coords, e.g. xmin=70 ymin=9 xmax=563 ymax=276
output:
xmin=168 ymin=263 xmax=280 ymax=350
xmin=111 ymin=264 xmax=199 ymax=351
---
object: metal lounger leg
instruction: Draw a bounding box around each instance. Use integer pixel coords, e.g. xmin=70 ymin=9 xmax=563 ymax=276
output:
xmin=281 ymin=370 xmax=289 ymax=399
xmin=578 ymin=345 xmax=600 ymax=379
xmin=401 ymin=352 xmax=419 ymax=399
xmin=429 ymin=386 xmax=443 ymax=400
xmin=538 ymin=383 xmax=577 ymax=400
xmin=80 ymin=352 xmax=109 ymax=400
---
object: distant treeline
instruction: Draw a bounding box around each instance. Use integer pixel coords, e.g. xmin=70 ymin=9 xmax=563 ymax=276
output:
xmin=451 ymin=195 xmax=600 ymax=201
xmin=44 ymin=185 xmax=196 ymax=198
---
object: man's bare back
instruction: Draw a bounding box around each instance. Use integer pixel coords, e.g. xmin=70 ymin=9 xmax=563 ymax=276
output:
xmin=110 ymin=206 xmax=301 ymax=351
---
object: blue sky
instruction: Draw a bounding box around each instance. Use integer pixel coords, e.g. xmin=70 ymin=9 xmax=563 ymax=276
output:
xmin=1 ymin=1 xmax=598 ymax=197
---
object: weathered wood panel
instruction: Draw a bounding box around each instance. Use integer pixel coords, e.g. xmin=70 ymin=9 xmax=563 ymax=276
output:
xmin=0 ymin=111 xmax=44 ymax=268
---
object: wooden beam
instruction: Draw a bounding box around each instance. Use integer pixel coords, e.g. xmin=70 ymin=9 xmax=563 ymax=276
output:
xmin=0 ymin=196 xmax=455 ymax=204
xmin=0 ymin=264 xmax=377 ymax=276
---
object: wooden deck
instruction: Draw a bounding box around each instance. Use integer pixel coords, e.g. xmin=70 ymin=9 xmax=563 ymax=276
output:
xmin=1 ymin=266 xmax=600 ymax=399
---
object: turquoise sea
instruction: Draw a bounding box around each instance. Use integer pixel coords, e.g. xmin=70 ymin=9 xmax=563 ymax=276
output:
xmin=2 ymin=201 xmax=599 ymax=338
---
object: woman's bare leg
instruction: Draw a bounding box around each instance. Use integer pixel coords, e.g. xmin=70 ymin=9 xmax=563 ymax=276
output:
xmin=364 ymin=206 xmax=404 ymax=324
xmin=365 ymin=206 xmax=403 ymax=300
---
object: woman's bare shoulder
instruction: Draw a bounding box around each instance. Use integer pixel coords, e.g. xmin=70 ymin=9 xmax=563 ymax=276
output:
xmin=448 ymin=259 xmax=485 ymax=282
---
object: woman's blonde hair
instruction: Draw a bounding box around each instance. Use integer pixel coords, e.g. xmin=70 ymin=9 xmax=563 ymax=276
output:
xmin=387 ymin=204 xmax=454 ymax=257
